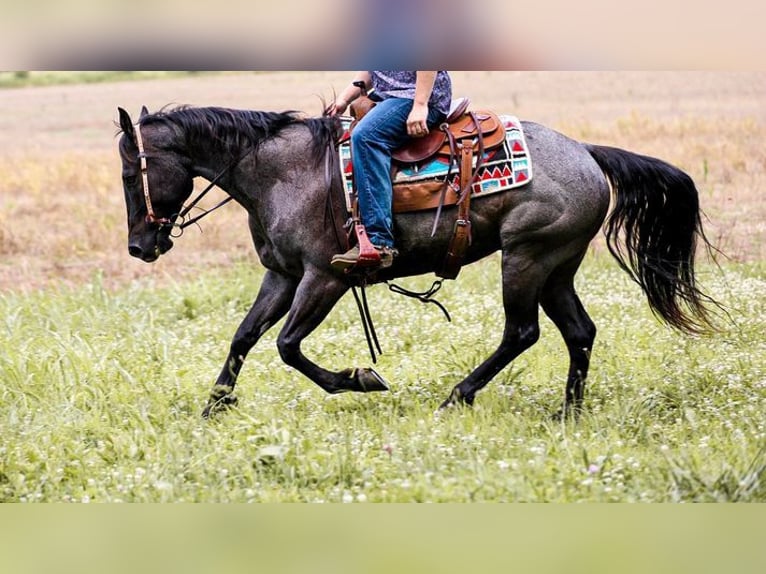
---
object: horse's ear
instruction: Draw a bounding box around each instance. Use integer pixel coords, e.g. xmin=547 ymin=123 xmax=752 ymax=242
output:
xmin=118 ymin=107 xmax=134 ymax=137
xmin=140 ymin=105 xmax=149 ymax=119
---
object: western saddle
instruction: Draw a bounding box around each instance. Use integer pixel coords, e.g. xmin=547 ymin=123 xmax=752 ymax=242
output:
xmin=347 ymin=96 xmax=506 ymax=279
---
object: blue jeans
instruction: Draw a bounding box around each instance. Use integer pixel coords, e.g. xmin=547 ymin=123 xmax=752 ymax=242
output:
xmin=351 ymin=97 xmax=446 ymax=248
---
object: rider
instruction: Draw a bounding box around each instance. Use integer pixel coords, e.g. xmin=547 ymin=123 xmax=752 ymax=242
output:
xmin=327 ymin=71 xmax=452 ymax=270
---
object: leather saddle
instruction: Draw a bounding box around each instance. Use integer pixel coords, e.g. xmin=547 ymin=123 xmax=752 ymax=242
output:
xmin=350 ymin=96 xmax=506 ymax=168
xmin=392 ymin=97 xmax=506 ymax=164
xmin=346 ymin=96 xmax=507 ymax=279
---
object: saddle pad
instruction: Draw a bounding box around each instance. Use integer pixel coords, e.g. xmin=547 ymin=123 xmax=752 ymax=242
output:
xmin=338 ymin=115 xmax=533 ymax=212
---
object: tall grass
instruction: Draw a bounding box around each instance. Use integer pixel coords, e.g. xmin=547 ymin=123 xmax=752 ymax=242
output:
xmin=1 ymin=255 xmax=764 ymax=502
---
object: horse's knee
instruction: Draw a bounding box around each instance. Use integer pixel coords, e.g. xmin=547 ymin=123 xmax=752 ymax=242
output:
xmin=276 ymin=334 xmax=299 ymax=365
xmin=571 ymin=334 xmax=596 ymax=356
xmin=522 ymin=323 xmax=541 ymax=347
xmin=503 ymin=322 xmax=540 ymax=351
xmin=587 ymin=323 xmax=597 ymax=345
xmin=579 ymin=318 xmax=597 ymax=347
xmin=230 ymin=320 xmax=272 ymax=358
xmin=567 ymin=323 xmax=596 ymax=357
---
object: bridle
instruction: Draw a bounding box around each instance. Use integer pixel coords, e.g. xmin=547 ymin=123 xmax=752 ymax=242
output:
xmin=133 ymin=121 xmax=238 ymax=236
xmin=134 ymin=120 xmax=171 ymax=227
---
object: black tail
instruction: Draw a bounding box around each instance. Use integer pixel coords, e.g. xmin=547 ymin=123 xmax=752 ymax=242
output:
xmin=586 ymin=144 xmax=718 ymax=334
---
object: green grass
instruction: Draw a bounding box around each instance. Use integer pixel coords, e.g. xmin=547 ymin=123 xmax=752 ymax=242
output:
xmin=1 ymin=254 xmax=764 ymax=502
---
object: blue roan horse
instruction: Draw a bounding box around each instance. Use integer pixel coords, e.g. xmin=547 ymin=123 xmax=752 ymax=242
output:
xmin=117 ymin=105 xmax=717 ymax=418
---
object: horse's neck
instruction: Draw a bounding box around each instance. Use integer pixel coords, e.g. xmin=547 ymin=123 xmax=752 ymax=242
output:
xmin=189 ymin=144 xmax=249 ymax=196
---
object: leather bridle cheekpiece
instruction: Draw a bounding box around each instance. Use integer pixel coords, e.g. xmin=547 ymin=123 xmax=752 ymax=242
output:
xmin=134 ymin=122 xmax=173 ymax=227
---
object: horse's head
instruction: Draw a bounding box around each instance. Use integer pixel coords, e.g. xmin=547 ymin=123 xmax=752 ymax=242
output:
xmin=117 ymin=106 xmax=193 ymax=262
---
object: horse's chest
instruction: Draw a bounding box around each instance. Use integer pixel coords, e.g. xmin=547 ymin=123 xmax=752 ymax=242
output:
xmin=252 ymin=229 xmax=307 ymax=277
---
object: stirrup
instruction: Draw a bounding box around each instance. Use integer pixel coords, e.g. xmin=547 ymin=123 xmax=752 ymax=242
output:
xmin=331 ymin=244 xmax=397 ymax=272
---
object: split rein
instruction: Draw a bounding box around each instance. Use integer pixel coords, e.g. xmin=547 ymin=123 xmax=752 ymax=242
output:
xmin=134 ymin=122 xmax=238 ymax=236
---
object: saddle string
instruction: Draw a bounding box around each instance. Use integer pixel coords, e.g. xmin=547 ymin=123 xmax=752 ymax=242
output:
xmin=360 ymin=284 xmax=381 ymax=358
xmin=348 ymin=283 xmax=457 ymax=363
xmin=349 ymin=278 xmax=453 ymax=364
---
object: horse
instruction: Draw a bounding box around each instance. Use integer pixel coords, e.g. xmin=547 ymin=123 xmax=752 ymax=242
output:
xmin=116 ymin=104 xmax=718 ymax=418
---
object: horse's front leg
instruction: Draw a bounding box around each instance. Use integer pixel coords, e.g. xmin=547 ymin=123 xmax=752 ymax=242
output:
xmin=276 ymin=268 xmax=389 ymax=395
xmin=203 ymin=270 xmax=297 ymax=417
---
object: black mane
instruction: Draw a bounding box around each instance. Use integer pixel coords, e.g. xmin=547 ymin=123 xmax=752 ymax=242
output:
xmin=139 ymin=105 xmax=339 ymax=163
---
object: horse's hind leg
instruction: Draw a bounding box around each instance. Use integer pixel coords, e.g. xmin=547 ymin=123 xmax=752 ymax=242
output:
xmin=440 ymin=249 xmax=544 ymax=408
xmin=540 ymin=256 xmax=597 ymax=419
xmin=276 ymin=268 xmax=389 ymax=395
xmin=203 ymin=270 xmax=297 ymax=417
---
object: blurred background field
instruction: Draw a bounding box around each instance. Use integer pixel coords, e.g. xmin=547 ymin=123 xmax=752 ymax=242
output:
xmin=0 ymin=71 xmax=219 ymax=88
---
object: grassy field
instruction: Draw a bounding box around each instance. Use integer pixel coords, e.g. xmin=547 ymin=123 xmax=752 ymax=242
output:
xmin=1 ymin=72 xmax=765 ymax=502
xmin=1 ymin=256 xmax=764 ymax=502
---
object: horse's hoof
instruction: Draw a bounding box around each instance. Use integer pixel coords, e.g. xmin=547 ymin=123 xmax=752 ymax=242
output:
xmin=437 ymin=397 xmax=455 ymax=411
xmin=201 ymin=394 xmax=238 ymax=418
xmin=356 ymin=368 xmax=389 ymax=393
xmin=336 ymin=368 xmax=389 ymax=393
xmin=551 ymin=403 xmax=582 ymax=422
xmin=437 ymin=387 xmax=473 ymax=411
xmin=437 ymin=398 xmax=469 ymax=411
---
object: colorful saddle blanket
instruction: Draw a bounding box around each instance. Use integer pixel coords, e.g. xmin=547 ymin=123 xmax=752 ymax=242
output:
xmin=338 ymin=115 xmax=533 ymax=214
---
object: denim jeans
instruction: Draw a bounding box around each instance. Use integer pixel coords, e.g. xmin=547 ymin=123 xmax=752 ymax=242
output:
xmin=351 ymin=97 xmax=446 ymax=248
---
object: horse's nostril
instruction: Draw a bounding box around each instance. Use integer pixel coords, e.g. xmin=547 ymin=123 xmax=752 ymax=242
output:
xmin=128 ymin=244 xmax=143 ymax=258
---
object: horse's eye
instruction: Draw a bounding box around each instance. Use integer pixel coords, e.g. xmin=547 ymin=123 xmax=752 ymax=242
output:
xmin=123 ymin=175 xmax=138 ymax=186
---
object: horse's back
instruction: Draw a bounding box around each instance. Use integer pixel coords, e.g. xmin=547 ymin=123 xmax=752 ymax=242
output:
xmin=379 ymin=121 xmax=611 ymax=280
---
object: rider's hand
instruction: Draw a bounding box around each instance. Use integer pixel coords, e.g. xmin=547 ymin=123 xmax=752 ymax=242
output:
xmin=327 ymin=99 xmax=348 ymax=116
xmin=407 ymin=102 xmax=430 ymax=137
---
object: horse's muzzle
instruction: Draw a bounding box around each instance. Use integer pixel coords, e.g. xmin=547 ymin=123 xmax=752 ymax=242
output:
xmin=128 ymin=234 xmax=174 ymax=262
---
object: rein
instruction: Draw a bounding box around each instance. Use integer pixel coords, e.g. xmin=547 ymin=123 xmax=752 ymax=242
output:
xmin=172 ymin=172 xmax=235 ymax=236
xmin=134 ymin=122 xmax=247 ymax=236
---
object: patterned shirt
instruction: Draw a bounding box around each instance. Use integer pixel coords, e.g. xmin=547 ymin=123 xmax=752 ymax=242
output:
xmin=370 ymin=71 xmax=452 ymax=116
